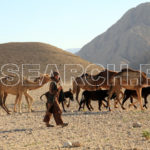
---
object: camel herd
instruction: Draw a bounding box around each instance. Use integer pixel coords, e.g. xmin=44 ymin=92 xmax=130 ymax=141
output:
xmin=0 ymin=68 xmax=150 ymax=114
xmin=73 ymin=68 xmax=150 ymax=111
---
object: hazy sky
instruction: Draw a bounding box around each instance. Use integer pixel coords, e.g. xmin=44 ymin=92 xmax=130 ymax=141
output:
xmin=0 ymin=0 xmax=148 ymax=50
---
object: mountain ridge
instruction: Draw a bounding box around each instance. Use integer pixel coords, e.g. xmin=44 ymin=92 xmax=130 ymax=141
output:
xmin=77 ymin=2 xmax=150 ymax=70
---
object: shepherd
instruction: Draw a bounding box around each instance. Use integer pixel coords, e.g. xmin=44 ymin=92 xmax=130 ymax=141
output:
xmin=43 ymin=71 xmax=68 ymax=127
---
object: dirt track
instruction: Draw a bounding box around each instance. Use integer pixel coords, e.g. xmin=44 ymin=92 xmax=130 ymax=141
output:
xmin=0 ymin=84 xmax=150 ymax=150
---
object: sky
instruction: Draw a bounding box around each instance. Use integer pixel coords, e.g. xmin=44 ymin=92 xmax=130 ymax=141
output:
xmin=0 ymin=0 xmax=148 ymax=50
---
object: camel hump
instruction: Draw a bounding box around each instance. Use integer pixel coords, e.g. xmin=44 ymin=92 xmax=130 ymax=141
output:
xmin=121 ymin=68 xmax=135 ymax=72
xmin=121 ymin=68 xmax=128 ymax=72
xmin=121 ymin=68 xmax=147 ymax=77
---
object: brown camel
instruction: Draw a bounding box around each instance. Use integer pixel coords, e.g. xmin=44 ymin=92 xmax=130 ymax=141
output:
xmin=0 ymin=74 xmax=50 ymax=114
xmin=107 ymin=68 xmax=150 ymax=111
xmin=73 ymin=69 xmax=118 ymax=104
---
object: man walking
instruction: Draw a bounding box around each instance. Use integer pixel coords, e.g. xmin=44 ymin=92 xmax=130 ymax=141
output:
xmin=43 ymin=71 xmax=68 ymax=127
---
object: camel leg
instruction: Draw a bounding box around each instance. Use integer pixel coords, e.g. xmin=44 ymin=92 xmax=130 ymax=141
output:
xmin=107 ymin=94 xmax=112 ymax=111
xmin=24 ymin=92 xmax=34 ymax=112
xmin=3 ymin=93 xmax=11 ymax=113
xmin=0 ymin=92 xmax=9 ymax=114
xmin=76 ymin=86 xmax=80 ymax=105
xmin=1 ymin=92 xmax=10 ymax=113
xmin=108 ymin=86 xmax=116 ymax=111
xmin=107 ymin=91 xmax=113 ymax=111
xmin=136 ymin=88 xmax=144 ymax=111
xmin=0 ymin=95 xmax=10 ymax=114
xmin=18 ymin=93 xmax=23 ymax=113
xmin=114 ymin=90 xmax=122 ymax=108
xmin=114 ymin=99 xmax=118 ymax=108
xmin=24 ymin=94 xmax=31 ymax=112
xmin=14 ymin=95 xmax=19 ymax=112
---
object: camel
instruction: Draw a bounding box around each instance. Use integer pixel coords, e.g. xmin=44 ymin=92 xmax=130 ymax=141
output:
xmin=0 ymin=74 xmax=50 ymax=114
xmin=107 ymin=68 xmax=150 ymax=111
xmin=73 ymin=69 xmax=118 ymax=104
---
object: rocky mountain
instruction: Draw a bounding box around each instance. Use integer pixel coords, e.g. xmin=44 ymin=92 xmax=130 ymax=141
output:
xmin=77 ymin=3 xmax=150 ymax=70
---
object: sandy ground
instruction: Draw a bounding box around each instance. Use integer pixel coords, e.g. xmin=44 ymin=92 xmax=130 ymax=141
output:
xmin=0 ymin=83 xmax=150 ymax=150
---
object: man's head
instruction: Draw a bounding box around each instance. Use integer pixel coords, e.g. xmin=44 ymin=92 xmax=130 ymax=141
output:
xmin=52 ymin=71 xmax=60 ymax=81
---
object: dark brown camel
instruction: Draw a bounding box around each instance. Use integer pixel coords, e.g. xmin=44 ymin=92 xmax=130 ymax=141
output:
xmin=73 ymin=69 xmax=118 ymax=105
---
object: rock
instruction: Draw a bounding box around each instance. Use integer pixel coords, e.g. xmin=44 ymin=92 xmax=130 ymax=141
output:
xmin=72 ymin=141 xmax=81 ymax=147
xmin=63 ymin=141 xmax=81 ymax=148
xmin=133 ymin=122 xmax=142 ymax=128
xmin=63 ymin=141 xmax=72 ymax=148
xmin=127 ymin=131 xmax=131 ymax=135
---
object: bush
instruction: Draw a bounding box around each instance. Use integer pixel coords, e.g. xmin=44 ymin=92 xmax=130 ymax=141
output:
xmin=142 ymin=131 xmax=150 ymax=140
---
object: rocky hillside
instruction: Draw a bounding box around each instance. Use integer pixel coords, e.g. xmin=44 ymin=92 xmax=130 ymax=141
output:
xmin=77 ymin=3 xmax=150 ymax=70
xmin=0 ymin=42 xmax=100 ymax=80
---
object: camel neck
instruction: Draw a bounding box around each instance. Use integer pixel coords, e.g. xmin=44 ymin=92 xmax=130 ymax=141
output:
xmin=23 ymin=79 xmax=47 ymax=90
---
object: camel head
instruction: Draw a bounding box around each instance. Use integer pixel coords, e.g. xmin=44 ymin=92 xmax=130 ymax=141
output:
xmin=42 ymin=74 xmax=51 ymax=84
xmin=34 ymin=74 xmax=50 ymax=84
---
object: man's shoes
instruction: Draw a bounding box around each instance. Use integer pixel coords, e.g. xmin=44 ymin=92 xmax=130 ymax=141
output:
xmin=46 ymin=123 xmax=68 ymax=127
xmin=46 ymin=124 xmax=54 ymax=127
xmin=61 ymin=123 xmax=68 ymax=127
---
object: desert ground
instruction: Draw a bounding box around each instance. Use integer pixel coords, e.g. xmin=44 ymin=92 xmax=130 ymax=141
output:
xmin=0 ymin=83 xmax=150 ymax=150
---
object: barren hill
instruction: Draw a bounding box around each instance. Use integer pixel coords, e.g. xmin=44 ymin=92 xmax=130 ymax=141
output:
xmin=77 ymin=3 xmax=150 ymax=70
xmin=0 ymin=42 xmax=100 ymax=81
